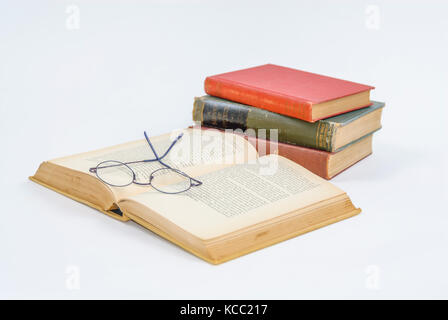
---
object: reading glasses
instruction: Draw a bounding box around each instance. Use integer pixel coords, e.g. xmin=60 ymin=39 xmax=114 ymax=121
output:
xmin=89 ymin=131 xmax=202 ymax=194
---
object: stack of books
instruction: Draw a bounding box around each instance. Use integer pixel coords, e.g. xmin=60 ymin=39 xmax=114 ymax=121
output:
xmin=30 ymin=64 xmax=382 ymax=264
xmin=193 ymin=64 xmax=384 ymax=179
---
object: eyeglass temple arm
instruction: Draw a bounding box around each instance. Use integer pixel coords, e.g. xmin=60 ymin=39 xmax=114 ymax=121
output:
xmin=144 ymin=131 xmax=183 ymax=161
xmin=144 ymin=131 xmax=160 ymax=159
xmin=89 ymin=132 xmax=184 ymax=172
xmin=151 ymin=131 xmax=202 ymax=187
xmin=151 ymin=141 xmax=202 ymax=188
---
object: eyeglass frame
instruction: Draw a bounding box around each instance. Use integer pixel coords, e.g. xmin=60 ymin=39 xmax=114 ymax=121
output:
xmin=88 ymin=131 xmax=202 ymax=194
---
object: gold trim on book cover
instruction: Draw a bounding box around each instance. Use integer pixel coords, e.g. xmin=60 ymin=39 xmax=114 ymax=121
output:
xmin=29 ymin=176 xmax=130 ymax=222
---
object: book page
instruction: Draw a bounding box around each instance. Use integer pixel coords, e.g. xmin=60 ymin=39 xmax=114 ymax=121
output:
xmin=123 ymin=155 xmax=346 ymax=240
xmin=50 ymin=128 xmax=258 ymax=199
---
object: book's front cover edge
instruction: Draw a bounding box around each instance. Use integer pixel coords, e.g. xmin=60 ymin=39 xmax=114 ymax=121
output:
xmin=325 ymin=101 xmax=385 ymax=126
xmin=333 ymin=128 xmax=380 ymax=153
xmin=123 ymin=211 xmax=220 ymax=264
xmin=29 ymin=176 xmax=130 ymax=222
xmin=215 ymin=207 xmax=361 ymax=264
xmin=124 ymin=207 xmax=361 ymax=265
xmin=328 ymin=152 xmax=373 ymax=179
xmin=30 ymin=176 xmax=361 ymax=265
xmin=311 ymin=102 xmax=374 ymax=122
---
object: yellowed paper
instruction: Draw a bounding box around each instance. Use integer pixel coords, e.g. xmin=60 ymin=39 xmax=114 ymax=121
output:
xmin=125 ymin=155 xmax=345 ymax=240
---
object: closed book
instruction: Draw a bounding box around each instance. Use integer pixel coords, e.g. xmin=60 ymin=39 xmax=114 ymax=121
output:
xmin=204 ymin=64 xmax=374 ymax=122
xmin=246 ymin=133 xmax=374 ymax=180
xmin=196 ymin=126 xmax=375 ymax=180
xmin=193 ymin=95 xmax=384 ymax=152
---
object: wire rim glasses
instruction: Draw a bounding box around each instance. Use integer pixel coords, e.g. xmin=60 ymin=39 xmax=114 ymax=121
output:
xmin=89 ymin=131 xmax=202 ymax=194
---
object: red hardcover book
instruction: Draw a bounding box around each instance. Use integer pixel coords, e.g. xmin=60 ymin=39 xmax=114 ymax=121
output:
xmin=246 ymin=134 xmax=373 ymax=180
xmin=194 ymin=125 xmax=374 ymax=180
xmin=205 ymin=64 xmax=374 ymax=122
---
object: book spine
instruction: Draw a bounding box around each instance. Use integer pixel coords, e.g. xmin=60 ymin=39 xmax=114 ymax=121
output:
xmin=247 ymin=136 xmax=332 ymax=179
xmin=193 ymin=96 xmax=337 ymax=152
xmin=204 ymin=76 xmax=314 ymax=122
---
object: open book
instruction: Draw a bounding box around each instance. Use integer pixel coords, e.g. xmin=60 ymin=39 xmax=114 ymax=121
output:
xmin=30 ymin=128 xmax=360 ymax=264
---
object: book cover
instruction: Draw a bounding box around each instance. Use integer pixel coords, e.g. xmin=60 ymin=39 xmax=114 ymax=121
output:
xmin=193 ymin=95 xmax=384 ymax=152
xmin=196 ymin=125 xmax=374 ymax=180
xmin=246 ymin=134 xmax=373 ymax=180
xmin=204 ymin=64 xmax=374 ymax=122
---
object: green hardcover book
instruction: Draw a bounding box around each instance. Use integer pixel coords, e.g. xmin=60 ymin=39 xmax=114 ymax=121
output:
xmin=193 ymin=95 xmax=384 ymax=152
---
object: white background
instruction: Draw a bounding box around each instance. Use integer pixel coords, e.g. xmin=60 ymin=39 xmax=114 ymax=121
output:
xmin=1 ymin=0 xmax=447 ymax=299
